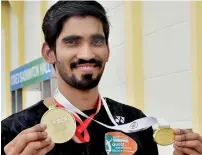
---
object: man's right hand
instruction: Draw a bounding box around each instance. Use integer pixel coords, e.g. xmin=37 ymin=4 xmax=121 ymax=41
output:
xmin=4 ymin=124 xmax=55 ymax=155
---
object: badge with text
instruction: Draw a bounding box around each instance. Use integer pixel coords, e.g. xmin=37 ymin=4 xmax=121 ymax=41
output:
xmin=105 ymin=132 xmax=138 ymax=155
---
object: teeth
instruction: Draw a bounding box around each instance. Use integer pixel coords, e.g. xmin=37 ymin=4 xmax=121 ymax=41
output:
xmin=79 ymin=66 xmax=94 ymax=68
xmin=77 ymin=64 xmax=95 ymax=68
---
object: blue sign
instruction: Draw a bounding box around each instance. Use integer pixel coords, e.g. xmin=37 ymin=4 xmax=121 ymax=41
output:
xmin=10 ymin=57 xmax=54 ymax=91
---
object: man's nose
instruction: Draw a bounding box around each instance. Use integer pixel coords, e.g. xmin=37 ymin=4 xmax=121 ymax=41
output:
xmin=77 ymin=44 xmax=95 ymax=61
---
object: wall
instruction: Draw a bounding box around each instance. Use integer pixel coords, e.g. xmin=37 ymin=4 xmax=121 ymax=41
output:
xmin=24 ymin=1 xmax=41 ymax=63
xmin=10 ymin=8 xmax=18 ymax=70
xmin=1 ymin=1 xmax=12 ymax=117
xmin=24 ymin=1 xmax=42 ymax=108
xmin=1 ymin=29 xmax=6 ymax=119
xmin=143 ymin=1 xmax=191 ymax=154
xmin=97 ymin=1 xmax=126 ymax=103
xmin=190 ymin=1 xmax=202 ymax=135
xmin=143 ymin=1 xmax=192 ymax=128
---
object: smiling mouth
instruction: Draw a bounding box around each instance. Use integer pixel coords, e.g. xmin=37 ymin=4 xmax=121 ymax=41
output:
xmin=75 ymin=63 xmax=98 ymax=72
xmin=76 ymin=63 xmax=96 ymax=68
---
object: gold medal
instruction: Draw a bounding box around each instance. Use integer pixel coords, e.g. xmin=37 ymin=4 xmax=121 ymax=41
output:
xmin=153 ymin=128 xmax=175 ymax=146
xmin=41 ymin=98 xmax=76 ymax=144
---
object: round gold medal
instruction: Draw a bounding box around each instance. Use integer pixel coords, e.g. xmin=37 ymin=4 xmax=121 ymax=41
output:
xmin=153 ymin=128 xmax=175 ymax=146
xmin=41 ymin=107 xmax=76 ymax=144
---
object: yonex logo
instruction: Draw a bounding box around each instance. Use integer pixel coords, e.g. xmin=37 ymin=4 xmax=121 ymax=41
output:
xmin=115 ymin=116 xmax=125 ymax=124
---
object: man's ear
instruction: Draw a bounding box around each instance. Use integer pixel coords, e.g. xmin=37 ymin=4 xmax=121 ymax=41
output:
xmin=41 ymin=42 xmax=56 ymax=64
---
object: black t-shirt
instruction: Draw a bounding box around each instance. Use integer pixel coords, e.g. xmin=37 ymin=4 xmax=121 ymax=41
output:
xmin=1 ymin=98 xmax=159 ymax=155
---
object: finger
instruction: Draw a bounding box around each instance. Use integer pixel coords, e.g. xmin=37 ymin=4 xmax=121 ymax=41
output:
xmin=175 ymin=133 xmax=202 ymax=144
xmin=20 ymin=137 xmax=52 ymax=155
xmin=174 ymin=129 xmax=193 ymax=135
xmin=4 ymin=143 xmax=14 ymax=154
xmin=174 ymin=140 xmax=202 ymax=153
xmin=173 ymin=150 xmax=184 ymax=155
xmin=11 ymin=131 xmax=48 ymax=154
xmin=9 ymin=124 xmax=47 ymax=147
xmin=36 ymin=142 xmax=55 ymax=155
xmin=22 ymin=124 xmax=47 ymax=134
xmin=174 ymin=145 xmax=200 ymax=155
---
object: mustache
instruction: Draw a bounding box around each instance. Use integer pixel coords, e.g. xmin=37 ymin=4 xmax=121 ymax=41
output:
xmin=70 ymin=59 xmax=103 ymax=69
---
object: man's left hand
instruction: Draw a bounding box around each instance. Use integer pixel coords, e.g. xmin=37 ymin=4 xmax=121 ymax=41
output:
xmin=173 ymin=129 xmax=202 ymax=155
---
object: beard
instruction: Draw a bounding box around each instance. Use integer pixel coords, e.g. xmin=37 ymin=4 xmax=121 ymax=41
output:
xmin=55 ymin=59 xmax=105 ymax=90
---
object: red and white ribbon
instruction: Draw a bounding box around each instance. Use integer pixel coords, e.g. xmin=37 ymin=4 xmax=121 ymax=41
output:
xmin=54 ymin=88 xmax=170 ymax=143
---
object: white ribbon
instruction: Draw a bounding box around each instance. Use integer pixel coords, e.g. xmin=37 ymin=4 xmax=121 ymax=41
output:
xmin=54 ymin=88 xmax=170 ymax=133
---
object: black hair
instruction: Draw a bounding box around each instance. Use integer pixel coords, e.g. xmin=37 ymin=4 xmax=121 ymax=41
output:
xmin=42 ymin=0 xmax=110 ymax=51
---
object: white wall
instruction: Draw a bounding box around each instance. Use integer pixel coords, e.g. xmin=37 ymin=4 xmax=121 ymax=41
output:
xmin=24 ymin=1 xmax=41 ymax=63
xmin=98 ymin=1 xmax=126 ymax=104
xmin=10 ymin=7 xmax=18 ymax=70
xmin=1 ymin=29 xmax=6 ymax=120
xmin=143 ymin=1 xmax=191 ymax=154
xmin=48 ymin=1 xmax=56 ymax=8
xmin=24 ymin=1 xmax=42 ymax=108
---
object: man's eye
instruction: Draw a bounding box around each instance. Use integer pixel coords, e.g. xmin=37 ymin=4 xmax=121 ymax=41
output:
xmin=92 ymin=39 xmax=104 ymax=46
xmin=65 ymin=40 xmax=78 ymax=46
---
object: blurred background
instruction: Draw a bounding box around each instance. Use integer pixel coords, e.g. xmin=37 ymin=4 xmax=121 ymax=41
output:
xmin=1 ymin=1 xmax=202 ymax=154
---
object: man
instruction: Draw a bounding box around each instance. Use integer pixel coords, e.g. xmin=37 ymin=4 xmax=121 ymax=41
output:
xmin=2 ymin=1 xmax=202 ymax=155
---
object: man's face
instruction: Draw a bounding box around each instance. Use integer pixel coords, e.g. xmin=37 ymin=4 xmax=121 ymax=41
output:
xmin=55 ymin=16 xmax=109 ymax=90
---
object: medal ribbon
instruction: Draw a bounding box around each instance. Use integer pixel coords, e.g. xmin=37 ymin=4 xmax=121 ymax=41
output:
xmin=56 ymin=96 xmax=102 ymax=143
xmin=54 ymin=88 xmax=170 ymax=135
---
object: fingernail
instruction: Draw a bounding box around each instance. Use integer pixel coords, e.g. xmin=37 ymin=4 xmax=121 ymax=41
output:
xmin=40 ymin=123 xmax=46 ymax=129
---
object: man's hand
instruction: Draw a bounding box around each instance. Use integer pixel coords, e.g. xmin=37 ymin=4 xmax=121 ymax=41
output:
xmin=4 ymin=124 xmax=55 ymax=155
xmin=173 ymin=129 xmax=202 ymax=155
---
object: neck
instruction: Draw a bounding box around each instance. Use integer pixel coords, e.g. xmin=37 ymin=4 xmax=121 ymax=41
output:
xmin=57 ymin=78 xmax=99 ymax=111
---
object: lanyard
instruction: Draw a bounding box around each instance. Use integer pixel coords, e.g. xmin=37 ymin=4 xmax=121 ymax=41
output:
xmin=54 ymin=88 xmax=170 ymax=134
